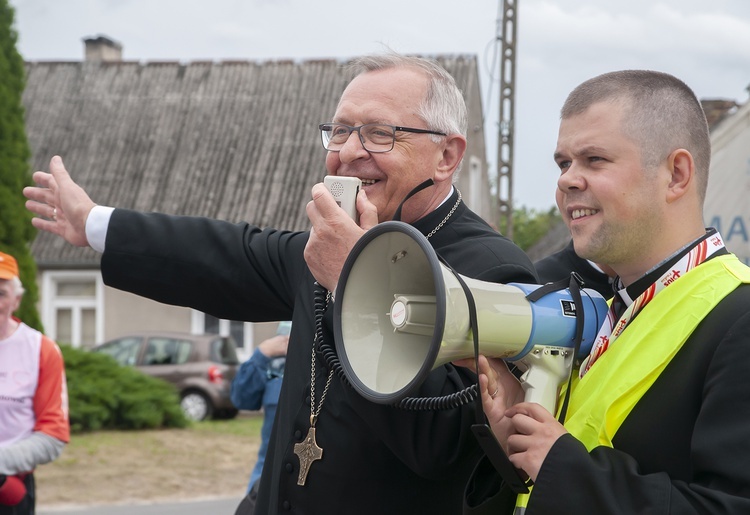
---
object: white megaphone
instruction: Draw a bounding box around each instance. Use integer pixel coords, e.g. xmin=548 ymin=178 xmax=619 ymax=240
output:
xmin=333 ymin=221 xmax=608 ymax=413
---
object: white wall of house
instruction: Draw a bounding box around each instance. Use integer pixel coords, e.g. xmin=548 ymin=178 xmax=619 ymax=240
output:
xmin=38 ymin=269 xmax=281 ymax=357
xmin=704 ymin=101 xmax=750 ymax=266
xmin=104 ymin=287 xmax=191 ymax=342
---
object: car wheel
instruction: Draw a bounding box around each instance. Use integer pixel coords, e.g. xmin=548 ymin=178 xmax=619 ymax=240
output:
xmin=180 ymin=391 xmax=214 ymax=421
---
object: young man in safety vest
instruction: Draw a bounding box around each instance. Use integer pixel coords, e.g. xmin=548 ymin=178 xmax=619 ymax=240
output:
xmin=463 ymin=70 xmax=750 ymax=514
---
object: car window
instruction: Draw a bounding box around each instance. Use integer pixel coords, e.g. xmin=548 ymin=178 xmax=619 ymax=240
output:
xmin=175 ymin=340 xmax=192 ymax=364
xmin=210 ymin=337 xmax=239 ymax=365
xmin=95 ymin=337 xmax=142 ymax=366
xmin=144 ymin=337 xmax=190 ymax=366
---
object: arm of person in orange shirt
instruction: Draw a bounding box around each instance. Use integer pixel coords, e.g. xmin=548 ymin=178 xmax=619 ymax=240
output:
xmin=0 ymin=337 xmax=69 ymax=474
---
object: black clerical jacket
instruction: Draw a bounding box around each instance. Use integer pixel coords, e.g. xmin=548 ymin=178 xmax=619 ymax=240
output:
xmin=101 ymin=190 xmax=538 ymax=514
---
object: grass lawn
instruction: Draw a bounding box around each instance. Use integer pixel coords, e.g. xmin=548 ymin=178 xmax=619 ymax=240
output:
xmin=35 ymin=413 xmax=262 ymax=508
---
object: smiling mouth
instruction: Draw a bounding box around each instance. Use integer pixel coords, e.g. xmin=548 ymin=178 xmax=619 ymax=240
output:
xmin=571 ymin=208 xmax=598 ymax=220
xmin=360 ymin=179 xmax=378 ymax=186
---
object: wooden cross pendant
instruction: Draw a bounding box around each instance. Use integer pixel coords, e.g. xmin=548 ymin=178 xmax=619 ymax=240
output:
xmin=294 ymin=426 xmax=323 ymax=485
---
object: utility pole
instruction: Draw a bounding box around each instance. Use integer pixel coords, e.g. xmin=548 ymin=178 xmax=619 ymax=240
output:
xmin=495 ymin=0 xmax=517 ymax=239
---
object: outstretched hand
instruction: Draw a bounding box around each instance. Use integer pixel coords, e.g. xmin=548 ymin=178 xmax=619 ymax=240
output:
xmin=304 ymin=182 xmax=378 ymax=291
xmin=23 ymin=156 xmax=96 ymax=247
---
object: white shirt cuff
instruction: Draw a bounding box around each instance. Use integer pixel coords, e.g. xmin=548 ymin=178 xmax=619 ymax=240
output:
xmin=85 ymin=206 xmax=115 ymax=253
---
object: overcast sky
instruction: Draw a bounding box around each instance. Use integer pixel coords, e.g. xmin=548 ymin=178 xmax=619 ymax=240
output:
xmin=9 ymin=0 xmax=750 ymax=211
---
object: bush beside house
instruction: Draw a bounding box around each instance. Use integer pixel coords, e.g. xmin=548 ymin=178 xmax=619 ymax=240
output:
xmin=61 ymin=345 xmax=188 ymax=432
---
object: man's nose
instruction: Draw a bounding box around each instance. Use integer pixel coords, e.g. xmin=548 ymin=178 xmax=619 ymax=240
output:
xmin=558 ymin=165 xmax=585 ymax=192
xmin=337 ymin=131 xmax=369 ymax=162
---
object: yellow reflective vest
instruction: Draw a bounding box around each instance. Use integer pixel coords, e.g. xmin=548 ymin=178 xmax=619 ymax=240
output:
xmin=515 ymin=254 xmax=750 ymax=512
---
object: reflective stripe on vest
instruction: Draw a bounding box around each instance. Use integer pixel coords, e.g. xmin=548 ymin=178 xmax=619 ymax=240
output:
xmin=515 ymin=255 xmax=750 ymax=512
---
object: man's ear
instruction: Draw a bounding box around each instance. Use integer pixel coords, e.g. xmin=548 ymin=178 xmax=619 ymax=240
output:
xmin=434 ymin=134 xmax=467 ymax=183
xmin=666 ymin=148 xmax=694 ymax=203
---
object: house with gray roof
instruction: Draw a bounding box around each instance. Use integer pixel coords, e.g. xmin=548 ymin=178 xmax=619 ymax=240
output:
xmin=23 ymin=36 xmax=492 ymax=355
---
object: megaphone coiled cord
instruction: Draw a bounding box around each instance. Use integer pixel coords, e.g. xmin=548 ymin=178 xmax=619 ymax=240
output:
xmin=395 ymin=384 xmax=478 ymax=411
xmin=313 ymin=283 xmax=354 ymax=389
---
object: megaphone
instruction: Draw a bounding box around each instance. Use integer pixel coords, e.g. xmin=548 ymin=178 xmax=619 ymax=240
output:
xmin=333 ymin=221 xmax=608 ymax=413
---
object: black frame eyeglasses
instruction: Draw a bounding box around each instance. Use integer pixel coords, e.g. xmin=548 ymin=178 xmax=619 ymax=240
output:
xmin=319 ymin=123 xmax=447 ymax=153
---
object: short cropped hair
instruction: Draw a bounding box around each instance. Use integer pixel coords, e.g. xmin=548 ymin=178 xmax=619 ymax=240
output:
xmin=561 ymin=70 xmax=711 ymax=202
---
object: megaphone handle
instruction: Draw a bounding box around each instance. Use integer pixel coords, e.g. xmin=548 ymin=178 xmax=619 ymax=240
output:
xmin=522 ymin=377 xmax=561 ymax=414
xmin=518 ymin=350 xmax=573 ymax=413
xmin=523 ymin=271 xmax=586 ymax=424
xmin=471 ymin=424 xmax=531 ymax=494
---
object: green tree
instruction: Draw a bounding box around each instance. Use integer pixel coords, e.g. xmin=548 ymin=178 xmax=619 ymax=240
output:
xmin=0 ymin=0 xmax=41 ymax=330
xmin=500 ymin=205 xmax=562 ymax=251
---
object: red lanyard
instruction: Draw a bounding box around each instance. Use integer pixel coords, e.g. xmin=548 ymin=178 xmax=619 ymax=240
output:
xmin=579 ymin=232 xmax=726 ymax=377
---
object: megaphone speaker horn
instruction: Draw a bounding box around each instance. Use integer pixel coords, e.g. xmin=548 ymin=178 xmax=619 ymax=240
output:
xmin=334 ymin=221 xmax=608 ymax=409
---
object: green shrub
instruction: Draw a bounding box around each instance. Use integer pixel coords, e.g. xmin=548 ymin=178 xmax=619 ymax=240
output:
xmin=61 ymin=345 xmax=189 ymax=432
xmin=498 ymin=205 xmax=563 ymax=251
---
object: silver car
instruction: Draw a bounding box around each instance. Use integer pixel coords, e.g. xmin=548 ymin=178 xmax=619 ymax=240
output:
xmin=92 ymin=331 xmax=240 ymax=421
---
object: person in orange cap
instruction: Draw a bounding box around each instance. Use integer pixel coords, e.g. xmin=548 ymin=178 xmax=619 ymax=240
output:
xmin=0 ymin=251 xmax=70 ymax=515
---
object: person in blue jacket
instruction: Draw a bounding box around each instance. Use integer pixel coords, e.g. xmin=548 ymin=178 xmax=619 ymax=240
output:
xmin=231 ymin=322 xmax=290 ymax=514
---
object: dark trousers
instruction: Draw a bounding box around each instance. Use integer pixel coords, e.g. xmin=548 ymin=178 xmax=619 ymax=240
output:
xmin=0 ymin=474 xmax=35 ymax=515
xmin=234 ymin=480 xmax=259 ymax=515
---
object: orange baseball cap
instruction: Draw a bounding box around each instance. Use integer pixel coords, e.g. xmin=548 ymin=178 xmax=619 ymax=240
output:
xmin=0 ymin=251 xmax=20 ymax=280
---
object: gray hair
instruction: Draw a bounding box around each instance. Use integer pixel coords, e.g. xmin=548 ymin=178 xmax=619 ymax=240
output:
xmin=346 ymin=53 xmax=468 ymax=141
xmin=561 ymin=70 xmax=711 ymax=203
xmin=1 ymin=277 xmax=24 ymax=297
xmin=11 ymin=277 xmax=25 ymax=296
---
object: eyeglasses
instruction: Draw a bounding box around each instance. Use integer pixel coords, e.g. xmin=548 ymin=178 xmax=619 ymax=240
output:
xmin=319 ymin=123 xmax=447 ymax=153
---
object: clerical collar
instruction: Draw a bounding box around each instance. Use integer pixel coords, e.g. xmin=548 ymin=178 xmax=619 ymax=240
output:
xmin=614 ymin=228 xmax=727 ymax=308
xmin=436 ymin=186 xmax=456 ymax=208
xmin=412 ymin=187 xmax=462 ymax=236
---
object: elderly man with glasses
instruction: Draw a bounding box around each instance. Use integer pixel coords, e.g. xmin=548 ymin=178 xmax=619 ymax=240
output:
xmin=24 ymin=53 xmax=537 ymax=514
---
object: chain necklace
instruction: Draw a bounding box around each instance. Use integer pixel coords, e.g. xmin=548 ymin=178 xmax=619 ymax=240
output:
xmin=294 ymin=289 xmax=333 ymax=486
xmin=426 ymin=190 xmax=462 ymax=239
xmin=293 ymin=190 xmax=463 ymax=486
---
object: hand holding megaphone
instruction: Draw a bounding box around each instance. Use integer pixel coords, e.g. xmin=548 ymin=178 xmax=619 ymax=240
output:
xmin=471 ymin=355 xmax=569 ymax=484
xmin=454 ymin=355 xmax=525 ymax=444
xmin=305 ymin=181 xmax=377 ymax=291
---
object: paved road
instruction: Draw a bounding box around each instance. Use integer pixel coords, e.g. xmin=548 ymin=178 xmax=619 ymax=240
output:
xmin=38 ymin=496 xmax=244 ymax=515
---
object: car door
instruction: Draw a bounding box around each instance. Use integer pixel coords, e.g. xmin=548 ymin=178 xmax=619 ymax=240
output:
xmin=137 ymin=336 xmax=194 ymax=391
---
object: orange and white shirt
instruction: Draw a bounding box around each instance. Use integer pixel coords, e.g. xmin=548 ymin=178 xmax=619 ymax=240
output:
xmin=0 ymin=319 xmax=69 ymax=446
